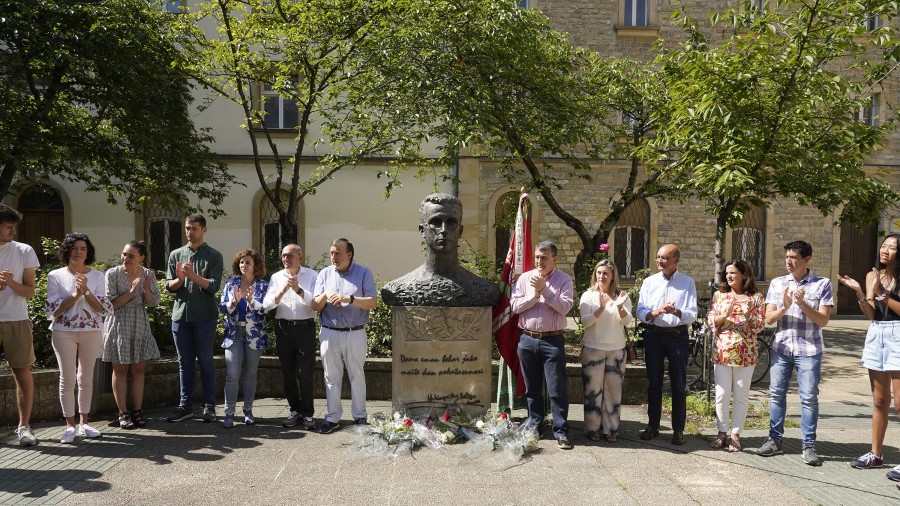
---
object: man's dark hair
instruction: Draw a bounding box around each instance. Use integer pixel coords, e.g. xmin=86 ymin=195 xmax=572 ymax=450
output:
xmin=186 ymin=213 xmax=206 ymax=227
xmin=535 ymin=240 xmax=557 ymax=257
xmin=0 ymin=204 xmax=22 ymax=225
xmin=332 ymin=238 xmax=354 ymax=262
xmin=784 ymin=240 xmax=812 ymax=259
xmin=419 ymin=193 xmax=462 ymax=222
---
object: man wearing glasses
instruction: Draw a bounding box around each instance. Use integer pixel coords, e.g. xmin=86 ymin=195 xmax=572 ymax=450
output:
xmin=511 ymin=241 xmax=575 ymax=449
xmin=312 ymin=238 xmax=377 ymax=434
xmin=263 ymin=244 xmax=319 ymax=430
xmin=636 ymin=243 xmax=698 ymax=445
xmin=165 ymin=214 xmax=223 ymax=423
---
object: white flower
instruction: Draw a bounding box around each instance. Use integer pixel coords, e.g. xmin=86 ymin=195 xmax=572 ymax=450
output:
xmin=393 ymin=411 xmax=401 ymax=421
xmin=475 ymin=420 xmax=485 ymax=430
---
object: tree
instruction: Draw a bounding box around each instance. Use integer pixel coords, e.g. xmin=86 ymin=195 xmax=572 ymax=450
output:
xmin=0 ymin=0 xmax=235 ymax=215
xmin=174 ymin=0 xmax=437 ymax=248
xmin=646 ymin=0 xmax=900 ymax=282
xmin=384 ymin=0 xmax=677 ymax=289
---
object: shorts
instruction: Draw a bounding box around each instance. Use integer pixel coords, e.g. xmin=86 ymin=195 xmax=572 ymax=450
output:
xmin=860 ymin=320 xmax=900 ymax=372
xmin=0 ymin=320 xmax=36 ymax=368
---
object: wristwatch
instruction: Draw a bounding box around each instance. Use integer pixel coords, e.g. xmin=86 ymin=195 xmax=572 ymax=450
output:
xmin=84 ymin=288 xmax=92 ymax=297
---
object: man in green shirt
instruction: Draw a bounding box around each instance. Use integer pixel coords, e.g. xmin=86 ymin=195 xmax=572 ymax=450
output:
xmin=164 ymin=214 xmax=223 ymax=423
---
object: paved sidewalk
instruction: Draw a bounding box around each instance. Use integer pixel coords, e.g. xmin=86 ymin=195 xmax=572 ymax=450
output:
xmin=2 ymin=317 xmax=899 ymax=505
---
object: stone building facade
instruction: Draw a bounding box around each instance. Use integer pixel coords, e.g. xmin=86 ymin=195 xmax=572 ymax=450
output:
xmin=458 ymin=0 xmax=900 ymax=313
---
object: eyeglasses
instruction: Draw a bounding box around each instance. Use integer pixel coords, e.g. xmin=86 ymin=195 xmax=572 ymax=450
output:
xmin=66 ymin=233 xmax=88 ymax=240
xmin=655 ymin=256 xmax=673 ymax=261
xmin=281 ymin=253 xmax=298 ymax=258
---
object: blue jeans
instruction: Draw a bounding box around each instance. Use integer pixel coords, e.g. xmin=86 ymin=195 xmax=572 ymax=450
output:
xmin=224 ymin=329 xmax=263 ymax=416
xmin=768 ymin=349 xmax=822 ymax=447
xmin=643 ymin=328 xmax=689 ymax=432
xmin=172 ymin=318 xmax=217 ymax=407
xmin=517 ymin=334 xmax=568 ymax=437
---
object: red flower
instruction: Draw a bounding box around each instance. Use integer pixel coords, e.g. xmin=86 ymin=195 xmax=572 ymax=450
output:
xmin=498 ymin=413 xmax=509 ymax=420
xmin=442 ymin=412 xmax=451 ymax=422
xmin=402 ymin=418 xmax=413 ymax=427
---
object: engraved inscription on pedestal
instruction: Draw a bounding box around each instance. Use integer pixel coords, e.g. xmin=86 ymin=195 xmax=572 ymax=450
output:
xmin=392 ymin=306 xmax=492 ymax=417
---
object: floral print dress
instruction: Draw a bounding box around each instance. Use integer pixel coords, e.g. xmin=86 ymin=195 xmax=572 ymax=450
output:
xmin=707 ymin=292 xmax=765 ymax=367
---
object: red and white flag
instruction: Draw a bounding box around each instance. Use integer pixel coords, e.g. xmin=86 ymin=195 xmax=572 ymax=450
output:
xmin=492 ymin=192 xmax=532 ymax=397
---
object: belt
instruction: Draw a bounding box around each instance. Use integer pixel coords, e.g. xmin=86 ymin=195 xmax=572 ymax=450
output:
xmin=644 ymin=324 xmax=688 ymax=335
xmin=276 ymin=318 xmax=315 ymax=326
xmin=520 ymin=328 xmax=564 ymax=339
xmin=322 ymin=325 xmax=365 ymax=332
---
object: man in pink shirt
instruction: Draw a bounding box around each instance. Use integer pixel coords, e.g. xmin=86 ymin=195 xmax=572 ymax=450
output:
xmin=511 ymin=241 xmax=575 ymax=449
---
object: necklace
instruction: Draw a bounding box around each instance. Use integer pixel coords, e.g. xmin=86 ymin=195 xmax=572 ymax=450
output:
xmin=67 ymin=265 xmax=87 ymax=276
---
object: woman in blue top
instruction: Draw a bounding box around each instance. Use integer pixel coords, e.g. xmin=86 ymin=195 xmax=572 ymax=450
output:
xmin=219 ymin=249 xmax=269 ymax=429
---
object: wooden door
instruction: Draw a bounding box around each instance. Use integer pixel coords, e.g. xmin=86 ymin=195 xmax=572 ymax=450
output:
xmin=837 ymin=223 xmax=878 ymax=314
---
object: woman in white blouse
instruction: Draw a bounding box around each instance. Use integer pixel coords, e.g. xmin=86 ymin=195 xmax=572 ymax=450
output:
xmin=46 ymin=233 xmax=113 ymax=444
xmin=579 ymin=259 xmax=633 ymax=443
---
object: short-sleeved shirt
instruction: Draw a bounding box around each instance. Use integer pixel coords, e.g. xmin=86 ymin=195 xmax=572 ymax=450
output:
xmin=165 ymin=242 xmax=223 ymax=322
xmin=314 ymin=263 xmax=376 ymax=328
xmin=0 ymin=241 xmax=39 ymax=321
xmin=765 ymin=270 xmax=833 ymax=356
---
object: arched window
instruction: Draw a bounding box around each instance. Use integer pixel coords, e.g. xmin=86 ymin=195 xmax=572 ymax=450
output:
xmin=259 ymin=190 xmax=301 ymax=269
xmin=612 ymin=198 xmax=650 ymax=278
xmin=493 ymin=192 xmax=519 ymax=269
xmin=731 ymin=202 xmax=766 ymax=280
xmin=18 ymin=185 xmax=65 ymax=265
xmin=145 ymin=203 xmax=184 ymax=273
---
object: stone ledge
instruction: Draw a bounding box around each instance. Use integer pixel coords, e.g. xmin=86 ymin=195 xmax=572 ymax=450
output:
xmin=0 ymin=357 xmax=647 ymax=426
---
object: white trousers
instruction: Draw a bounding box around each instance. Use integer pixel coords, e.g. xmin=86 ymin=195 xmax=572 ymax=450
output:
xmin=319 ymin=327 xmax=368 ymax=422
xmin=52 ymin=330 xmax=103 ymax=418
xmin=714 ymin=363 xmax=754 ymax=434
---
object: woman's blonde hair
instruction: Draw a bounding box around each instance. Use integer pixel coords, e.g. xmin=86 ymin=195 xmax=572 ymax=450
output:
xmin=589 ymin=259 xmax=620 ymax=296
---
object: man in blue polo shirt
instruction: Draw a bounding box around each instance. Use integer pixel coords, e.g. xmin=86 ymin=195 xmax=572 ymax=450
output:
xmin=312 ymin=238 xmax=377 ymax=434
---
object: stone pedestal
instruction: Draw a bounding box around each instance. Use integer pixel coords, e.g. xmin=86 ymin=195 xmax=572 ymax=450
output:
xmin=391 ymin=306 xmax=492 ymax=417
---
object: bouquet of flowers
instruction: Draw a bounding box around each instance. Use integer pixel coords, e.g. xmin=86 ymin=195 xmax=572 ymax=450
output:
xmin=460 ymin=411 xmax=539 ymax=461
xmin=351 ymin=411 xmax=441 ymax=459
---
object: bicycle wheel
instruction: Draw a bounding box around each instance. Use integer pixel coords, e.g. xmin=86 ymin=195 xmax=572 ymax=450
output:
xmin=686 ymin=332 xmax=708 ymax=391
xmin=752 ymin=336 xmax=772 ymax=384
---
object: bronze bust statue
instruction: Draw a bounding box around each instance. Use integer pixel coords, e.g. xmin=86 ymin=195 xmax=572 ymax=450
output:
xmin=381 ymin=193 xmax=500 ymax=307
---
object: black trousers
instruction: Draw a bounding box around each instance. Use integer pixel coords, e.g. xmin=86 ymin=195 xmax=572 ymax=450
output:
xmin=275 ymin=319 xmax=317 ymax=417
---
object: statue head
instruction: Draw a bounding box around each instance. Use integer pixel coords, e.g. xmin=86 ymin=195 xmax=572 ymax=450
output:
xmin=419 ymin=193 xmax=463 ymax=255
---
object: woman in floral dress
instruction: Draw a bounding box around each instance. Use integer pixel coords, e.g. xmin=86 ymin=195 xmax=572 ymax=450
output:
xmin=708 ymin=259 xmax=765 ymax=452
xmin=102 ymin=240 xmax=161 ymax=429
xmin=46 ymin=233 xmax=113 ymax=443
xmin=218 ymin=249 xmax=269 ymax=429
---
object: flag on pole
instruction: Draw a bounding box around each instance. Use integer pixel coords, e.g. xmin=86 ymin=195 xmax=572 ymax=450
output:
xmin=492 ymin=192 xmax=532 ymax=397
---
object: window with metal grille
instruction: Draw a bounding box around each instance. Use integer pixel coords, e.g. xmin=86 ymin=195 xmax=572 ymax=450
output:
xmin=731 ymin=203 xmax=766 ymax=280
xmin=865 ymin=14 xmax=882 ymax=31
xmin=493 ymin=192 xmax=519 ymax=270
xmin=145 ymin=204 xmax=183 ymax=273
xmin=612 ymin=198 xmax=650 ymax=278
xmin=623 ymin=0 xmax=648 ymax=27
xmin=260 ymin=190 xmax=299 ymax=266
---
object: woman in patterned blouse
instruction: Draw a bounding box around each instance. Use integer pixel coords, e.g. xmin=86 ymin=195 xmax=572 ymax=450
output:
xmin=218 ymin=249 xmax=269 ymax=429
xmin=708 ymin=259 xmax=765 ymax=453
xmin=46 ymin=233 xmax=113 ymax=444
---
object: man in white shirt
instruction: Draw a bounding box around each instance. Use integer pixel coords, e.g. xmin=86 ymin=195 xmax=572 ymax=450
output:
xmin=0 ymin=205 xmax=40 ymax=446
xmin=264 ymin=244 xmax=319 ymax=429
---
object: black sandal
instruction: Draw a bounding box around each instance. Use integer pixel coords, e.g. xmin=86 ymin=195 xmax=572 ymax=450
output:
xmin=119 ymin=412 xmax=135 ymax=430
xmin=131 ymin=409 xmax=146 ymax=428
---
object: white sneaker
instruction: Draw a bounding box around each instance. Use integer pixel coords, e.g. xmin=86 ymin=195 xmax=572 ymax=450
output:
xmin=16 ymin=426 xmax=37 ymax=447
xmin=60 ymin=427 xmax=77 ymax=444
xmin=78 ymin=423 xmax=102 ymax=439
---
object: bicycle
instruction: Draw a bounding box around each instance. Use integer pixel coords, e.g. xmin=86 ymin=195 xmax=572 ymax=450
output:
xmin=687 ymin=300 xmax=773 ymax=391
